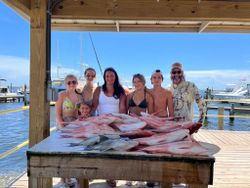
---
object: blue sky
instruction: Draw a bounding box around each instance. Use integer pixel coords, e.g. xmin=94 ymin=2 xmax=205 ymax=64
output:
xmin=1 ymin=2 xmax=250 ymax=89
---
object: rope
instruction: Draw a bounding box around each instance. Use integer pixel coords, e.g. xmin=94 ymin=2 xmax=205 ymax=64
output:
xmin=0 ymin=127 xmax=56 ymax=159
xmin=0 ymin=106 xmax=29 ymax=115
xmin=0 ymin=102 xmax=56 ymax=115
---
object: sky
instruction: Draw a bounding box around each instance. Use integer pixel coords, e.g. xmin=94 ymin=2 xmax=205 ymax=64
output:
xmin=1 ymin=2 xmax=250 ymax=90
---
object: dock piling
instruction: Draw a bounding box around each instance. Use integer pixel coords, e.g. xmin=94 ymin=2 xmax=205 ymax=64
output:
xmin=229 ymin=104 xmax=235 ymax=122
xmin=23 ymin=84 xmax=28 ymax=106
xmin=218 ymin=107 xmax=224 ymax=130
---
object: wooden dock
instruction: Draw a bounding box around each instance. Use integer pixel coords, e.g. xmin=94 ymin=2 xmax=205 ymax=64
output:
xmin=0 ymin=95 xmax=25 ymax=103
xmin=207 ymin=105 xmax=250 ymax=113
xmin=9 ymin=130 xmax=250 ymax=188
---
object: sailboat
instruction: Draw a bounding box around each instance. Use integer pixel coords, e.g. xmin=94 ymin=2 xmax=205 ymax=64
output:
xmin=50 ymin=35 xmax=90 ymax=101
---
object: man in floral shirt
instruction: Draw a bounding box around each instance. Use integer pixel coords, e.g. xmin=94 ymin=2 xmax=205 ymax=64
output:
xmin=170 ymin=62 xmax=206 ymax=123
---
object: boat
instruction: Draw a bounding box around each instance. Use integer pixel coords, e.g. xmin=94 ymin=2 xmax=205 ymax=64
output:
xmin=17 ymin=85 xmax=30 ymax=95
xmin=212 ymin=79 xmax=250 ymax=100
xmin=0 ymin=78 xmax=23 ymax=102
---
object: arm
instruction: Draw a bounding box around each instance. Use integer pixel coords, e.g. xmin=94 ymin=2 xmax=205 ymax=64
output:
xmin=55 ymin=92 xmax=65 ymax=128
xmin=193 ymin=84 xmax=206 ymax=123
xmin=119 ymin=94 xmax=127 ymax=114
xmin=126 ymin=93 xmax=132 ymax=114
xmin=167 ymin=90 xmax=174 ymax=117
xmin=147 ymin=93 xmax=154 ymax=114
xmin=91 ymin=86 xmax=100 ymax=114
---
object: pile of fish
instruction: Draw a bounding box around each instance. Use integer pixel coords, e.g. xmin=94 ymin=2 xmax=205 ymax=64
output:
xmin=60 ymin=113 xmax=208 ymax=156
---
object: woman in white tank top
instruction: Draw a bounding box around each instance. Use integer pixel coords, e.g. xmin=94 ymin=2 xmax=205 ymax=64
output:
xmin=92 ymin=67 xmax=126 ymax=115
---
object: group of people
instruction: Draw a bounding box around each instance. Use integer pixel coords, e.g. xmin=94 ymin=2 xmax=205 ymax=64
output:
xmin=55 ymin=62 xmax=206 ymax=187
xmin=56 ymin=62 xmax=205 ymax=128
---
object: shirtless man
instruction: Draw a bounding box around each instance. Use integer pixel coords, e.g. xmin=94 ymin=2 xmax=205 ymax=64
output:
xmin=149 ymin=69 xmax=174 ymax=117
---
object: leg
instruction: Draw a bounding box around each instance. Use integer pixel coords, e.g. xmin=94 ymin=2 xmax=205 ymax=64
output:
xmin=188 ymin=184 xmax=208 ymax=188
xmin=79 ymin=179 xmax=89 ymax=188
xmin=29 ymin=177 xmax=52 ymax=188
xmin=161 ymin=182 xmax=172 ymax=188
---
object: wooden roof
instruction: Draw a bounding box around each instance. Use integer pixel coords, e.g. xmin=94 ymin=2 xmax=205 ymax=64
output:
xmin=3 ymin=0 xmax=250 ymax=33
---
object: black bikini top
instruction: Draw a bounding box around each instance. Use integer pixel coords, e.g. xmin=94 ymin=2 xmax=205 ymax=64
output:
xmin=128 ymin=90 xmax=148 ymax=109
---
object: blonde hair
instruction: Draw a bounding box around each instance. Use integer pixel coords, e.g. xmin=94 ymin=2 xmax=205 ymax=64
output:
xmin=64 ymin=74 xmax=77 ymax=84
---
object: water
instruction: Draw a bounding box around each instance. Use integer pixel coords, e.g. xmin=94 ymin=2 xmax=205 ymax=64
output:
xmin=0 ymin=102 xmax=56 ymax=187
xmin=0 ymin=101 xmax=249 ymax=187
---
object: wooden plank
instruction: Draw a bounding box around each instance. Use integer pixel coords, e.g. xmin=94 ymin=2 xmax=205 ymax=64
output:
xmin=2 ymin=0 xmax=30 ymax=21
xmin=52 ymin=0 xmax=250 ymax=22
xmin=28 ymin=155 xmax=213 ymax=185
xmin=29 ymin=0 xmax=51 ymax=187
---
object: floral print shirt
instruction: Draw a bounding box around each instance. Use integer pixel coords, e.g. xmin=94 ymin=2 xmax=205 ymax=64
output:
xmin=170 ymin=81 xmax=206 ymax=122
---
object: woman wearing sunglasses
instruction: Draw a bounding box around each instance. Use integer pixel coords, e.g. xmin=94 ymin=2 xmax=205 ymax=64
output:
xmin=56 ymin=74 xmax=83 ymax=128
xmin=170 ymin=62 xmax=206 ymax=123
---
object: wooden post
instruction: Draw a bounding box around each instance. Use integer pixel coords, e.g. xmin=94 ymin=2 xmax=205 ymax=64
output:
xmin=29 ymin=0 xmax=51 ymax=187
xmin=229 ymin=104 xmax=235 ymax=122
xmin=23 ymin=84 xmax=27 ymax=106
xmin=218 ymin=107 xmax=224 ymax=130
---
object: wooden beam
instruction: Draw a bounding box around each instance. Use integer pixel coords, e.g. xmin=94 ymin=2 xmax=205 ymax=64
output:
xmin=199 ymin=21 xmax=210 ymax=33
xmin=52 ymin=0 xmax=250 ymax=22
xmin=51 ymin=22 xmax=250 ymax=33
xmin=29 ymin=0 xmax=51 ymax=186
xmin=2 ymin=0 xmax=30 ymax=21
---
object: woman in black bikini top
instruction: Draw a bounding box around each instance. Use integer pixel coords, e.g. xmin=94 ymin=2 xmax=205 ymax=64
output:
xmin=127 ymin=73 xmax=154 ymax=116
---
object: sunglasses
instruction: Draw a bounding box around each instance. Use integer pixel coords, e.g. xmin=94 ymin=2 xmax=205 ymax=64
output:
xmin=171 ymin=70 xmax=182 ymax=75
xmin=67 ymin=80 xmax=77 ymax=85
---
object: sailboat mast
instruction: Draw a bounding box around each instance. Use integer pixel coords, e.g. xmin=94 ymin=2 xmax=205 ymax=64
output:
xmin=89 ymin=32 xmax=103 ymax=76
xmin=80 ymin=33 xmax=88 ymax=80
xmin=56 ymin=40 xmax=61 ymax=79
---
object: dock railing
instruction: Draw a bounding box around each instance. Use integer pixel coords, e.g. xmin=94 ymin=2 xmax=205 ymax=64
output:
xmin=203 ymin=99 xmax=250 ymax=129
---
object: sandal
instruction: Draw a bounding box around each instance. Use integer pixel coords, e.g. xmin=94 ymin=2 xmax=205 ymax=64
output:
xmin=53 ymin=182 xmax=70 ymax=188
xmin=136 ymin=181 xmax=146 ymax=188
xmin=106 ymin=179 xmax=117 ymax=187
xmin=125 ymin=181 xmax=133 ymax=186
xmin=146 ymin=182 xmax=155 ymax=187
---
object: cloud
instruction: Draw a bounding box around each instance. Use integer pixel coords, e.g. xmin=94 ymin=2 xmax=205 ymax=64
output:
xmin=1 ymin=55 xmax=250 ymax=90
xmin=170 ymin=70 xmax=250 ymax=89
xmin=0 ymin=55 xmax=83 ymax=86
xmin=51 ymin=65 xmax=81 ymax=80
xmin=0 ymin=55 xmax=29 ymax=86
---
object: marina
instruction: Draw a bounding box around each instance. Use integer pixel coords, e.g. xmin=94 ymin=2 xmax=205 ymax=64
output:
xmin=1 ymin=0 xmax=250 ymax=188
xmin=0 ymin=101 xmax=250 ymax=187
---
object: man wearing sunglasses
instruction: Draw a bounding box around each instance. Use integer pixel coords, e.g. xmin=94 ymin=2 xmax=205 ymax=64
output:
xmin=170 ymin=62 xmax=206 ymax=124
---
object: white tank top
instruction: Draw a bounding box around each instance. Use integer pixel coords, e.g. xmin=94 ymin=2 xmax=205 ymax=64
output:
xmin=97 ymin=89 xmax=120 ymax=115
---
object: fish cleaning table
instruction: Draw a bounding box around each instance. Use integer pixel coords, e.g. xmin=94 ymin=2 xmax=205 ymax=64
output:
xmin=27 ymin=131 xmax=215 ymax=188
